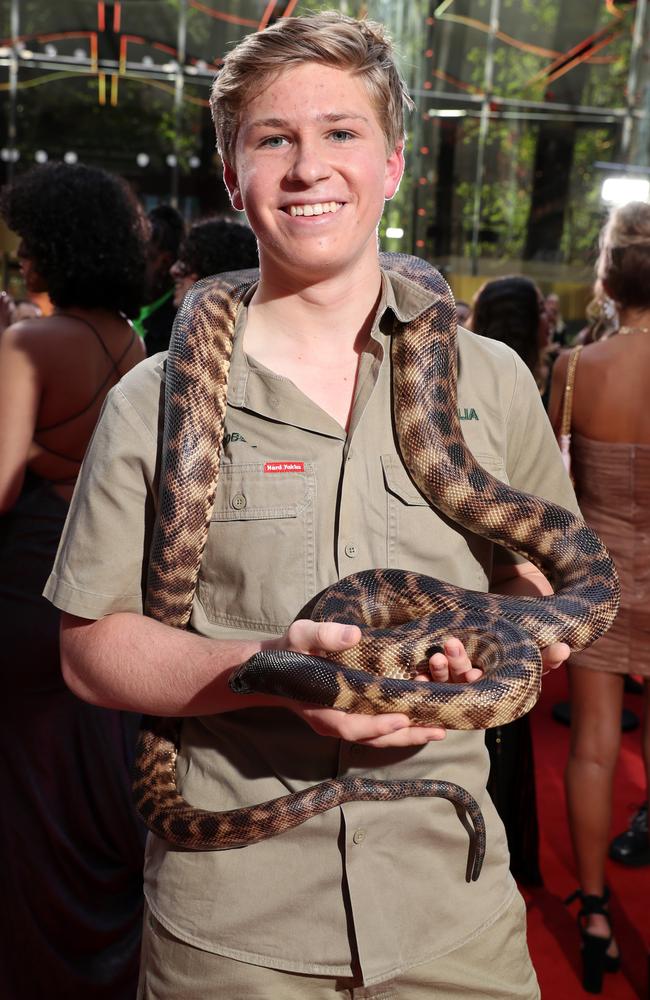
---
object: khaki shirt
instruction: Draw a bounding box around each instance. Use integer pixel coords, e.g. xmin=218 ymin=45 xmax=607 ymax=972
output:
xmin=46 ymin=271 xmax=578 ymax=986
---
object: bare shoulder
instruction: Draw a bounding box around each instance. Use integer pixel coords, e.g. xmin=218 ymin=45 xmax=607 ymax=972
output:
xmin=1 ymin=314 xmax=73 ymax=352
xmin=0 ymin=315 xmax=45 ymax=348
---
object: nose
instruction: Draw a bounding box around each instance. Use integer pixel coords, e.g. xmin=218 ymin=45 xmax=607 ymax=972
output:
xmin=285 ymin=138 xmax=332 ymax=186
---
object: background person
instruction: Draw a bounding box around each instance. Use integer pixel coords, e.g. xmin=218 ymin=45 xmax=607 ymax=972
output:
xmin=0 ymin=161 xmax=148 ymax=999
xmin=49 ymin=13 xmax=573 ymax=997
xmin=11 ymin=296 xmax=42 ymax=321
xmin=169 ymin=214 xmax=259 ymax=309
xmin=545 ymin=291 xmax=568 ymax=348
xmin=0 ymin=291 xmax=42 ymax=331
xmin=470 ymin=274 xmax=551 ymax=400
xmin=455 ymin=298 xmax=471 ymax=325
xmin=469 ymin=273 xmax=553 ymax=887
xmin=548 ymin=200 xmax=650 ymax=994
xmin=134 ymin=203 xmax=185 ymax=356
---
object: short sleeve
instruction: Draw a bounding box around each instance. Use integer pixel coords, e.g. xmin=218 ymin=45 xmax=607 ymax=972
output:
xmin=505 ymin=354 xmax=579 ymax=510
xmin=43 ymin=363 xmax=162 ymax=620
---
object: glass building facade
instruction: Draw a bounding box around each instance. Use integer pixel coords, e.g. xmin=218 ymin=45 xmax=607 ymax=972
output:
xmin=1 ymin=0 xmax=649 ymax=314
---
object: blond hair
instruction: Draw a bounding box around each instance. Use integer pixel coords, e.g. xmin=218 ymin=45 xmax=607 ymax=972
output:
xmin=597 ymin=201 xmax=650 ymax=307
xmin=210 ymin=10 xmax=413 ymax=166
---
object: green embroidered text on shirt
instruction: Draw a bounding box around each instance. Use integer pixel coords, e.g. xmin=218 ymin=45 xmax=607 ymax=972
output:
xmin=458 ymin=407 xmax=479 ymax=421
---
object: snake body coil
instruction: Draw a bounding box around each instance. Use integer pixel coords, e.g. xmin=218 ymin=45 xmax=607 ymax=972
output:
xmin=134 ymin=254 xmax=619 ymax=881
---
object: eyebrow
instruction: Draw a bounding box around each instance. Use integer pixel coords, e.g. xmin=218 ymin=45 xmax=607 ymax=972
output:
xmin=247 ymin=112 xmax=371 ymax=130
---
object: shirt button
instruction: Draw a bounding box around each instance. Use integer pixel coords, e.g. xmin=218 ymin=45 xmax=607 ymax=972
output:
xmin=344 ymin=543 xmax=358 ymax=558
xmin=231 ymin=493 xmax=247 ymax=510
xmin=352 ymin=828 xmax=366 ymax=845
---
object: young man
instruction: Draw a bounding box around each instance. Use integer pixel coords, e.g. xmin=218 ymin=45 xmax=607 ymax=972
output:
xmin=47 ymin=12 xmax=575 ymax=998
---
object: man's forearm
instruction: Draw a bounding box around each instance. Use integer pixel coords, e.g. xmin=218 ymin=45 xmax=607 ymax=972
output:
xmin=60 ymin=611 xmax=265 ymax=715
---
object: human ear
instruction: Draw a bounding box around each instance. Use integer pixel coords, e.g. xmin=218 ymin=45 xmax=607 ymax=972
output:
xmin=384 ymin=143 xmax=405 ymax=201
xmin=223 ymin=161 xmax=244 ymax=212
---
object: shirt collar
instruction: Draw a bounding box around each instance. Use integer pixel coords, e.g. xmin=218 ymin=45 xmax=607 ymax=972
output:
xmin=380 ymin=266 xmax=444 ymax=323
xmin=227 ymin=265 xmax=444 ymax=407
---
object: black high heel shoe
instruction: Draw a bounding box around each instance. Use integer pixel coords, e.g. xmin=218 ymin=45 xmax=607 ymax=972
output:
xmin=565 ymin=887 xmax=621 ymax=994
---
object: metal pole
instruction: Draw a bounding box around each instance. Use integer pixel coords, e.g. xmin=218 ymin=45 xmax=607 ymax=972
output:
xmin=470 ymin=0 xmax=500 ymax=276
xmin=171 ymin=0 xmax=188 ymax=208
xmin=620 ymin=0 xmax=648 ymax=163
xmin=7 ymin=0 xmax=20 ymax=184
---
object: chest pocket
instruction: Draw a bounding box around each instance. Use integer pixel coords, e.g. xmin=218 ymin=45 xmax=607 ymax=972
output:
xmin=197 ymin=462 xmax=316 ymax=633
xmin=380 ymin=452 xmax=509 ymax=589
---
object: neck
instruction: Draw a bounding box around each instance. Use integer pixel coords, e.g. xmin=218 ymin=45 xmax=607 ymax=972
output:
xmin=249 ymin=263 xmax=383 ymax=357
xmin=617 ymin=306 xmax=650 ymax=332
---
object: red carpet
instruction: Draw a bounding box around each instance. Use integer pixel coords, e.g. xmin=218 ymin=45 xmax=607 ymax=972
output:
xmin=524 ymin=667 xmax=649 ymax=998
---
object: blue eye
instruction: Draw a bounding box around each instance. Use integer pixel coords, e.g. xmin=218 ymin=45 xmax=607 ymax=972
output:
xmin=262 ymin=135 xmax=287 ymax=148
xmin=330 ymin=130 xmax=354 ymax=141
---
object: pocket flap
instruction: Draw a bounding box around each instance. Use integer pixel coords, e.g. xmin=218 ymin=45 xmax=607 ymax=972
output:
xmin=381 ymin=454 xmax=428 ymax=505
xmin=210 ymin=462 xmax=312 ymax=521
xmin=381 ymin=451 xmax=507 ymax=506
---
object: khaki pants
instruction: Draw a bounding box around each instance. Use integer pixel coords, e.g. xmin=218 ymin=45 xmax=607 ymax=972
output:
xmin=137 ymin=892 xmax=539 ymax=999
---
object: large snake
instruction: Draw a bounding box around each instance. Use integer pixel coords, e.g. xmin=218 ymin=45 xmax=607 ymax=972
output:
xmin=133 ymin=253 xmax=619 ymax=882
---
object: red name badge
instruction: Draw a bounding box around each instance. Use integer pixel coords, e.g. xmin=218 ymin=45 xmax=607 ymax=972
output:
xmin=264 ymin=461 xmax=305 ymax=473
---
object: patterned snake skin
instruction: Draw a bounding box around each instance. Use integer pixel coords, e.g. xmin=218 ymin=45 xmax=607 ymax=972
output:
xmin=133 ymin=253 xmax=619 ymax=882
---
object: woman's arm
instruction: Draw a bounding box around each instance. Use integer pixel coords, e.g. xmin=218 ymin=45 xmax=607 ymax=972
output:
xmin=0 ymin=321 xmax=41 ymax=512
xmin=546 ymin=348 xmax=570 ymax=436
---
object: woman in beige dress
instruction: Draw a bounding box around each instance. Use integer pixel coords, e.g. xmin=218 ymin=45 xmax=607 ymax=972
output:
xmin=548 ymin=201 xmax=650 ymax=993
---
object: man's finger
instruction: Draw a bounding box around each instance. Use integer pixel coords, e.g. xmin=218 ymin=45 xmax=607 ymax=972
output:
xmin=285 ymin=619 xmax=361 ymax=654
xmin=362 ymin=725 xmax=446 ymax=748
xmin=442 ymin=638 xmax=473 ymax=676
xmin=541 ymin=641 xmax=570 ymax=673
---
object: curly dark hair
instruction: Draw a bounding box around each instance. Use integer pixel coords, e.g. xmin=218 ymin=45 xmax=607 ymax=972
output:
xmin=0 ymin=162 xmax=147 ymax=317
xmin=471 ymin=275 xmax=542 ymax=376
xmin=148 ymin=203 xmax=185 ymax=257
xmin=178 ymin=216 xmax=258 ymax=278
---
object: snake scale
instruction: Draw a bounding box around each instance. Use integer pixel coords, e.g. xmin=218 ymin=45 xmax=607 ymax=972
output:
xmin=133 ymin=253 xmax=619 ymax=882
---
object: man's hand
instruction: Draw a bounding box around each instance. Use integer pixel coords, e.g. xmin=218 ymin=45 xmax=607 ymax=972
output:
xmin=268 ymin=622 xmax=483 ymax=748
xmin=428 ymin=638 xmax=483 ymax=684
xmin=270 ymin=623 xmax=571 ymax=747
xmin=541 ymin=642 xmax=570 ymax=674
xmin=428 ymin=637 xmax=571 ymax=682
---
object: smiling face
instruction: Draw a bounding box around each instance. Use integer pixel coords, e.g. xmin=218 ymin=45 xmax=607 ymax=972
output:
xmin=223 ymin=63 xmax=404 ymax=288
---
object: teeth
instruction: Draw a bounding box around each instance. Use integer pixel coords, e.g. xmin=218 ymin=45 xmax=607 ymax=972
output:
xmin=289 ymin=202 xmax=341 ymax=217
